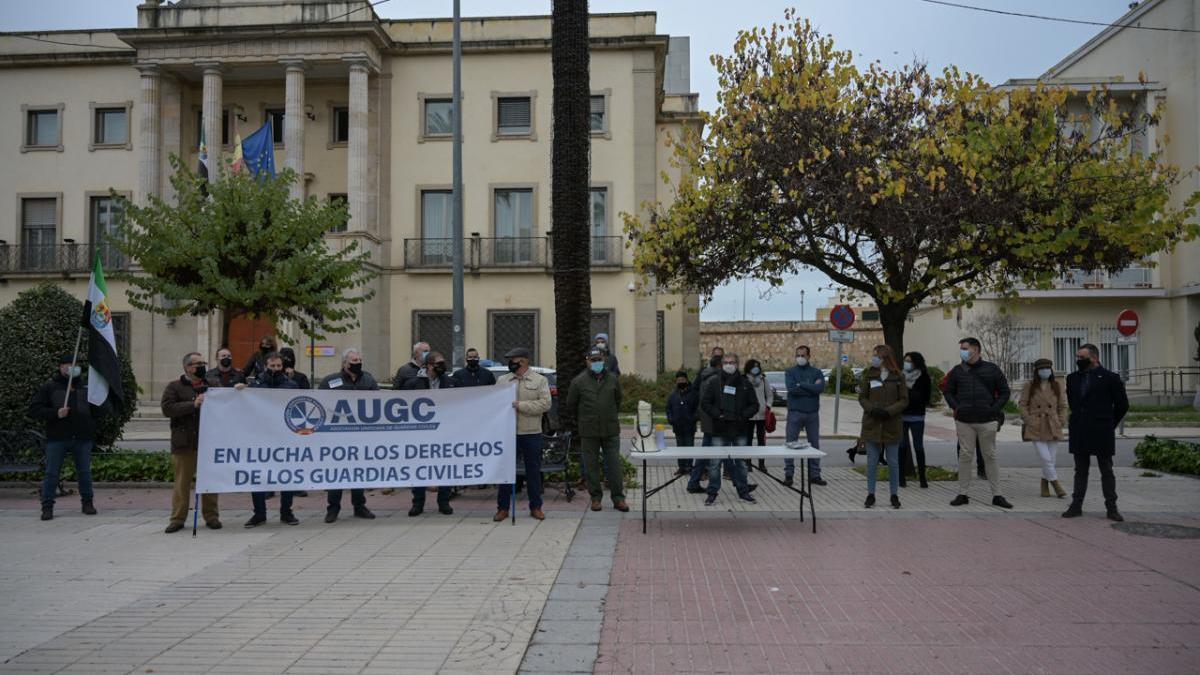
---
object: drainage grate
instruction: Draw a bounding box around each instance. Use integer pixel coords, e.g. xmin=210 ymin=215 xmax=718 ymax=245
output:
xmin=1112 ymin=522 xmax=1200 ymax=539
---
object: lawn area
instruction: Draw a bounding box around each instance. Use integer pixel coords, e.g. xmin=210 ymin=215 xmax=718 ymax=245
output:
xmin=1123 ymin=405 xmax=1200 ymax=428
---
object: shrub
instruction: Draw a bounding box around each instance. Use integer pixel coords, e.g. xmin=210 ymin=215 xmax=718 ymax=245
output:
xmin=0 ymin=450 xmax=173 ymax=483
xmin=617 ymin=369 xmax=695 ymax=414
xmin=0 ymin=284 xmax=138 ymax=447
xmin=825 ymin=365 xmax=859 ymax=394
xmin=1133 ymin=436 xmax=1200 ymax=476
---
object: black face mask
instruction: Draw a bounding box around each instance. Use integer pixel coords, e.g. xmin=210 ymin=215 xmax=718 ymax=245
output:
xmin=266 ymin=370 xmax=284 ymax=382
xmin=709 ymin=356 xmax=722 ymax=369
xmin=466 ymin=359 xmax=479 ymax=370
xmin=1076 ymin=358 xmax=1092 ymax=372
xmin=282 ymin=358 xmax=295 ymax=369
xmin=677 ymin=382 xmax=689 ymax=391
xmin=508 ymin=361 xmax=521 ymax=373
xmin=219 ymin=357 xmax=232 ymax=368
xmin=260 ymin=345 xmax=271 ymax=354
xmin=433 ymin=363 xmax=447 ymax=376
xmin=192 ymin=365 xmax=207 ymax=380
xmin=347 ymin=362 xmax=363 ymax=376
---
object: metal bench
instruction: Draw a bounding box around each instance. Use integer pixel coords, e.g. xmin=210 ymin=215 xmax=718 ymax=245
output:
xmin=515 ymin=431 xmax=576 ymax=502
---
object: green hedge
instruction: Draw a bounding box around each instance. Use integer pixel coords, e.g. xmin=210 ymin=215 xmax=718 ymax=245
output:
xmin=825 ymin=365 xmax=859 ymax=394
xmin=926 ymin=366 xmax=945 ymax=407
xmin=1133 ymin=436 xmax=1200 ymax=476
xmin=0 ymin=450 xmax=173 ymax=483
xmin=0 ymin=284 xmax=138 ymax=447
xmin=617 ymin=369 xmax=695 ymax=414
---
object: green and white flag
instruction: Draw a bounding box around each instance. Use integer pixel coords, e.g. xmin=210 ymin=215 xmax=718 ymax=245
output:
xmin=82 ymin=254 xmax=123 ymax=406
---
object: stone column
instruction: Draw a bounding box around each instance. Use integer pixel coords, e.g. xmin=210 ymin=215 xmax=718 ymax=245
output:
xmin=281 ymin=59 xmax=306 ymax=200
xmin=346 ymin=58 xmax=370 ymax=231
xmin=198 ymin=61 xmax=222 ymax=178
xmin=136 ymin=65 xmax=161 ymax=205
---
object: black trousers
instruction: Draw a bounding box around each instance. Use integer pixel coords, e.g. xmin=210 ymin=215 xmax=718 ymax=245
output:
xmin=326 ymin=489 xmax=366 ymax=512
xmin=1071 ymin=453 xmax=1117 ymax=509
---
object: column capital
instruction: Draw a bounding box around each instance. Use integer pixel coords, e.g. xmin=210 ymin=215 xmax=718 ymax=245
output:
xmin=343 ymin=55 xmax=375 ymax=73
xmin=195 ymin=60 xmax=223 ymax=75
xmin=280 ymin=58 xmax=307 ymax=72
xmin=135 ymin=63 xmax=161 ymax=77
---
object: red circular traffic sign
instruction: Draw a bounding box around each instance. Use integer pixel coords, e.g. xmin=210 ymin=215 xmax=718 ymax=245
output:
xmin=830 ymin=304 xmax=856 ymax=330
xmin=1117 ymin=309 xmax=1139 ymax=337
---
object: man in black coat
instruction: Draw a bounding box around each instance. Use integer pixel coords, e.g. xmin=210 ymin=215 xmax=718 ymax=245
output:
xmin=666 ymin=370 xmax=699 ymax=476
xmin=1063 ymin=343 xmax=1129 ymax=521
xmin=401 ymin=351 xmax=455 ymax=516
xmin=450 ymin=347 xmax=496 ymax=387
xmin=698 ymin=352 xmax=760 ymax=505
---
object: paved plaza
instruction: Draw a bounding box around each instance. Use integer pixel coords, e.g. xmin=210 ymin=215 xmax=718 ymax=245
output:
xmin=1 ymin=463 xmax=1198 ymax=674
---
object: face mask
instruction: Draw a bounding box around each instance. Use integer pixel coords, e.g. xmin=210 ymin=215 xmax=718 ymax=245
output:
xmin=266 ymin=369 xmax=283 ymax=381
xmin=795 ymin=357 xmax=808 ymax=367
xmin=347 ymin=362 xmax=363 ymax=376
xmin=282 ymin=358 xmax=295 ymax=369
xmin=219 ymin=357 xmax=232 ymax=368
xmin=870 ymin=356 xmax=882 ymax=368
xmin=903 ymin=361 xmax=913 ymax=372
xmin=959 ymin=349 xmax=971 ymax=362
xmin=597 ymin=342 xmax=608 ymax=352
xmin=433 ymin=363 xmax=447 ymax=375
xmin=590 ymin=361 xmax=605 ymax=374
xmin=260 ymin=345 xmax=271 ymax=354
xmin=66 ymin=366 xmax=82 ymax=378
xmin=1076 ymin=358 xmax=1091 ymax=372
xmin=192 ymin=365 xmax=207 ymax=379
xmin=466 ymin=359 xmax=479 ymax=370
xmin=1038 ymin=368 xmax=1052 ymax=380
xmin=710 ymin=356 xmax=722 ymax=369
xmin=507 ymin=361 xmax=521 ymax=373
xmin=750 ymin=367 xmax=761 ymax=376
xmin=676 ymin=382 xmax=689 ymax=390
xmin=418 ymin=351 xmax=429 ymax=364
xmin=722 ymin=364 xmax=736 ymax=375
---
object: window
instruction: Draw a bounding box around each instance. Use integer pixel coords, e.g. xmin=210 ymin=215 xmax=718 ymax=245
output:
xmin=92 ymin=106 xmax=128 ymax=147
xmin=490 ymin=310 xmax=538 ymax=364
xmin=590 ymin=94 xmax=606 ymax=133
xmin=1052 ymin=328 xmax=1087 ymax=373
xmin=195 ymin=108 xmax=231 ymax=146
xmin=424 ymin=98 xmax=452 ymax=137
xmin=494 ymin=188 xmax=534 ymax=264
xmin=24 ymin=107 xmax=61 ymax=150
xmin=21 ymin=197 xmax=58 ymax=271
xmin=421 ymin=190 xmax=453 ymax=265
xmin=1100 ymin=328 xmax=1137 ymax=380
xmin=327 ymin=194 xmax=348 ymax=233
xmin=111 ymin=312 xmax=131 ymax=358
xmin=264 ymin=107 xmax=285 ymax=146
xmin=496 ymin=96 xmax=532 ymax=136
xmin=330 ymin=106 xmax=349 ymax=144
xmin=413 ymin=311 xmax=453 ymax=361
xmin=590 ymin=188 xmax=610 ymax=264
xmin=862 ymin=310 xmax=880 ymax=322
xmin=590 ymin=310 xmax=614 ymax=343
xmin=90 ymin=196 xmax=125 ymax=269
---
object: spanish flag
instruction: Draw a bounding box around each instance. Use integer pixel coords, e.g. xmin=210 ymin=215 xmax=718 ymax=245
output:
xmin=82 ymin=255 xmax=123 ymax=406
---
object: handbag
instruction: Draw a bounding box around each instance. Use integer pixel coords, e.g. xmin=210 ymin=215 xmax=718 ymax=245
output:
xmin=764 ymin=408 xmax=777 ymax=433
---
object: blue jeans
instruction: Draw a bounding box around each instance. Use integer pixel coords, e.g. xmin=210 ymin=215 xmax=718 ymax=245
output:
xmin=252 ymin=491 xmax=295 ymax=516
xmin=866 ymin=441 xmax=900 ymax=496
xmin=784 ymin=411 xmax=822 ymax=479
xmin=41 ymin=439 xmax=93 ymax=507
xmin=706 ymin=435 xmax=750 ymax=496
xmin=498 ymin=434 xmax=544 ymax=510
xmin=686 ymin=432 xmax=716 ymax=490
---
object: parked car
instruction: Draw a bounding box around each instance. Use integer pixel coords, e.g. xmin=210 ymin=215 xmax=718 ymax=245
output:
xmin=487 ymin=365 xmax=559 ymax=434
xmin=765 ymin=371 xmax=787 ymax=407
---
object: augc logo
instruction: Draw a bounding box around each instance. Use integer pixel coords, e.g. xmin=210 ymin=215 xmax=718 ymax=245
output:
xmin=284 ymin=396 xmax=326 ymax=435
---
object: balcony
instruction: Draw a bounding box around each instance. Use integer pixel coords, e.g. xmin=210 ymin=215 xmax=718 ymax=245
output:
xmin=590 ymin=236 xmax=623 ymax=267
xmin=0 ymin=243 xmax=127 ymax=275
xmin=402 ymin=236 xmax=627 ymax=272
xmin=403 ymin=238 xmax=454 ymax=269
xmin=478 ymin=236 xmax=548 ymax=268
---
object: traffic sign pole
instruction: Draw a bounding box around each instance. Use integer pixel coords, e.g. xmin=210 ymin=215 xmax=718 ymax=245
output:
xmin=833 ymin=342 xmax=842 ymax=433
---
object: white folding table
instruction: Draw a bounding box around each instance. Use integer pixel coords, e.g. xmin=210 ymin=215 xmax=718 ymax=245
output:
xmin=629 ymin=445 xmax=827 ymax=533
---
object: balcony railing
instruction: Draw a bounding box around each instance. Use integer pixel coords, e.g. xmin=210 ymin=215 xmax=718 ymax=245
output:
xmin=590 ymin=235 xmax=623 ymax=266
xmin=1055 ymin=267 xmax=1154 ymax=289
xmin=478 ymin=237 xmax=547 ymax=268
xmin=403 ymin=238 xmax=454 ymax=269
xmin=402 ymin=236 xmax=628 ymax=271
xmin=0 ymin=243 xmax=127 ymax=274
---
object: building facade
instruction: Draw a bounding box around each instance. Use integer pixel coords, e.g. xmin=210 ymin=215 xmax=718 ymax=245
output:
xmin=0 ymin=0 xmax=703 ymax=398
xmin=906 ymin=0 xmax=1200 ymax=390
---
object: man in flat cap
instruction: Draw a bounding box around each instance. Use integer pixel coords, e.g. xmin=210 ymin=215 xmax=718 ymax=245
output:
xmin=495 ymin=347 xmax=552 ymax=521
xmin=565 ymin=347 xmax=627 ymax=512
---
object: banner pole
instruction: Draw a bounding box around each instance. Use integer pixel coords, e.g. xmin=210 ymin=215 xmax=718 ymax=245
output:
xmin=192 ymin=491 xmax=199 ymax=537
xmin=64 ymin=326 xmax=84 ymax=401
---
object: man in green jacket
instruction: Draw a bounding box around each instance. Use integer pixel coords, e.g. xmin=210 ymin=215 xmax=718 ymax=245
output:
xmin=565 ymin=347 xmax=628 ymax=512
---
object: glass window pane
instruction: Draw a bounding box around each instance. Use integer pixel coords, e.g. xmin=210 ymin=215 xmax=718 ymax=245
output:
xmin=333 ymin=107 xmax=349 ymax=143
xmin=590 ymin=95 xmax=605 ymax=131
xmin=29 ymin=111 xmax=58 ymax=146
xmin=96 ymin=108 xmax=127 ymax=144
xmin=425 ymin=99 xmax=452 ymax=135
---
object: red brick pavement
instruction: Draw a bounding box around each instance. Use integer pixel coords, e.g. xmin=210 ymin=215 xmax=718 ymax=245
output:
xmin=598 ymin=516 xmax=1200 ymax=674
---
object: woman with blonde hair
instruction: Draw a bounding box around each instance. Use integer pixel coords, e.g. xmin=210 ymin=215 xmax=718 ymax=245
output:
xmin=1019 ymin=357 xmax=1068 ymax=498
xmin=858 ymin=345 xmax=909 ymax=508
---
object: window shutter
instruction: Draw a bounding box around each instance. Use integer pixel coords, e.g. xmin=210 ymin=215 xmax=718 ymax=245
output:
xmin=497 ymin=97 xmax=531 ymax=131
xmin=22 ymin=198 xmax=57 ymax=228
xmin=590 ymin=95 xmax=605 ymax=115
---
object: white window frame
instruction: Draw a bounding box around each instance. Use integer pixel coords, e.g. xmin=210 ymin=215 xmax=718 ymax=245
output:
xmin=590 ymin=89 xmax=612 ymax=139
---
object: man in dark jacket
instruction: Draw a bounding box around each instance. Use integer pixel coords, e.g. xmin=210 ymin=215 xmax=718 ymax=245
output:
xmin=1063 ymin=343 xmax=1129 ymax=521
xmin=279 ymin=347 xmax=310 ymax=390
xmin=205 ymin=347 xmax=245 ymax=389
xmin=237 ymin=352 xmax=301 ymax=527
xmin=28 ymin=354 xmax=110 ymax=521
xmin=242 ymin=335 xmax=277 ymax=383
xmin=319 ymin=348 xmax=378 ymax=523
xmin=392 ymin=341 xmax=430 ymax=390
xmin=698 ymin=352 xmax=760 ymax=505
xmin=665 ymin=370 xmax=699 ymax=476
xmin=685 ymin=347 xmax=725 ymax=492
xmin=450 ymin=347 xmax=496 ymax=387
xmin=784 ymin=345 xmax=827 ymax=486
xmin=162 ymin=352 xmax=220 ymax=533
xmin=401 ymin=351 xmax=455 ymax=516
xmin=564 ymin=347 xmax=627 ymax=512
xmin=944 ymin=337 xmax=1013 ymax=509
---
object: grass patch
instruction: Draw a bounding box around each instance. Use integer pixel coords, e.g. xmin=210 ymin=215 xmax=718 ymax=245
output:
xmin=1122 ymin=407 xmax=1200 ymax=428
xmin=850 ymin=465 xmax=957 ymax=481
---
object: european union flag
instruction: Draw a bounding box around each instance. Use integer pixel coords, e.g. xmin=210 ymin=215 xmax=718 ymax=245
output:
xmin=241 ymin=121 xmax=276 ymax=178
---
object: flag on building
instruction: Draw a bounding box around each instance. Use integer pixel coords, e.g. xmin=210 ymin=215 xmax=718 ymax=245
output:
xmin=82 ymin=255 xmax=123 ymax=406
xmin=240 ymin=120 xmax=277 ymax=178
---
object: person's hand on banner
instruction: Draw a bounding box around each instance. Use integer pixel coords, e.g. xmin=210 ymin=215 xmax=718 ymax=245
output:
xmin=234 ymin=383 xmax=248 ymax=391
xmin=194 ymin=393 xmax=206 ymax=408
xmin=512 ymin=400 xmax=520 ymax=410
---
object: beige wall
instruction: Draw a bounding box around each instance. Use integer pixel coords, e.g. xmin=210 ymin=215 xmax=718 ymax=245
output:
xmin=700 ymin=321 xmax=885 ymax=371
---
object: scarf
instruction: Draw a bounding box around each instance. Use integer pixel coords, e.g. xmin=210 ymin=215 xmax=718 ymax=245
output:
xmin=904 ymin=368 xmax=921 ymax=389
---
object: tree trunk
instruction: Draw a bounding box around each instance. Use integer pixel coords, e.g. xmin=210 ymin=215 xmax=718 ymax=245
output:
xmin=877 ymin=302 xmax=911 ymax=360
xmin=550 ymin=0 xmax=591 ymax=435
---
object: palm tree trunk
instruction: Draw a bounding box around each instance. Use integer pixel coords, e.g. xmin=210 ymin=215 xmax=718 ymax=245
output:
xmin=551 ymin=0 xmax=591 ymax=434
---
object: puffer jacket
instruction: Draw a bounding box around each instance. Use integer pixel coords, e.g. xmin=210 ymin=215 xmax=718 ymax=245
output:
xmin=944 ymin=359 xmax=1010 ymax=424
xmin=1019 ymin=378 xmax=1067 ymax=442
xmin=857 ymin=366 xmax=909 ymax=444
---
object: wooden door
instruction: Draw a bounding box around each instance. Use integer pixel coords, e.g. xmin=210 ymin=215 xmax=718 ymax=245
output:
xmin=227 ymin=314 xmax=277 ymax=370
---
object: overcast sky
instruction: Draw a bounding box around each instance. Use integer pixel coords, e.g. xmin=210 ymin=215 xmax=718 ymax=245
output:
xmin=1 ymin=0 xmax=1140 ymax=320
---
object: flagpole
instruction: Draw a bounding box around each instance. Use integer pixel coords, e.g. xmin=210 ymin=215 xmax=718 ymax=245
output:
xmin=64 ymin=325 xmax=85 ymax=404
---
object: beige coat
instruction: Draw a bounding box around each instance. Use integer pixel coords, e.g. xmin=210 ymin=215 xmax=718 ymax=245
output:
xmin=1019 ymin=378 xmax=1067 ymax=441
xmin=498 ymin=369 xmax=552 ymax=435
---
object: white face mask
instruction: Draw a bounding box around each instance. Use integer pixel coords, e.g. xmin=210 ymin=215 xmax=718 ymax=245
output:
xmin=903 ymin=361 xmax=913 ymax=372
xmin=722 ymin=364 xmax=736 ymax=375
xmin=1038 ymin=368 xmax=1052 ymax=380
xmin=795 ymin=357 xmax=808 ymax=367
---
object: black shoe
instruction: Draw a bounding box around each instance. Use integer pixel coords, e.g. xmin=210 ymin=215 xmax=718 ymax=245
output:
xmin=992 ymin=496 xmax=1013 ymax=509
xmin=977 ymin=471 xmax=987 ymax=480
xmin=810 ymin=477 xmax=827 ymax=486
xmin=746 ymin=483 xmax=758 ymax=493
xmin=438 ymin=503 xmax=454 ymax=515
xmin=81 ymin=500 xmax=97 ymax=515
xmin=704 ymin=494 xmax=717 ymax=506
xmin=1062 ymin=505 xmax=1083 ymax=518
xmin=164 ymin=522 xmax=183 ymax=533
xmin=244 ymin=513 xmax=267 ymax=528
xmin=325 ymin=509 xmax=338 ymax=523
xmin=899 ymin=479 xmax=907 ymax=488
xmin=782 ymin=476 xmax=794 ymax=487
xmin=950 ymin=494 xmax=969 ymax=506
xmin=919 ymin=478 xmax=929 ymax=489
xmin=890 ymin=495 xmax=901 ymax=509
xmin=846 ymin=448 xmax=857 ymax=464
xmin=40 ymin=506 xmax=53 ymax=521
xmin=686 ymin=486 xmax=705 ymax=494
xmin=864 ymin=494 xmax=875 ymax=509
xmin=408 ymin=504 xmax=424 ymax=517
xmin=757 ymin=460 xmax=767 ymax=472
xmin=281 ymin=511 xmax=299 ymax=525
xmin=206 ymin=520 xmax=223 ymax=530
xmin=354 ymin=507 xmax=375 ymax=519
xmin=739 ymin=492 xmax=757 ymax=503
xmin=1107 ymin=509 xmax=1124 ymax=522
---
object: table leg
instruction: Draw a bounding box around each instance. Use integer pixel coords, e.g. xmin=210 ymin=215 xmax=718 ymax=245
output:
xmin=642 ymin=459 xmax=647 ymax=535
xmin=798 ymin=460 xmax=806 ymax=524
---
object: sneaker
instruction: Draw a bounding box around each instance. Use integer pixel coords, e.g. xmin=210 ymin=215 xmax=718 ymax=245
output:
xmin=704 ymin=494 xmax=717 ymax=506
xmin=244 ymin=513 xmax=267 ymax=528
xmin=782 ymin=476 xmax=794 ymax=487
xmin=354 ymin=507 xmax=375 ymax=519
xmin=992 ymin=496 xmax=1013 ymax=509
xmin=281 ymin=511 xmax=299 ymax=525
xmin=810 ymin=477 xmax=827 ymax=486
xmin=950 ymin=494 xmax=969 ymax=506
xmin=739 ymin=493 xmax=757 ymax=503
xmin=408 ymin=504 xmax=424 ymax=517
xmin=164 ymin=522 xmax=183 ymax=533
xmin=686 ymin=486 xmax=706 ymax=494
xmin=1062 ymin=505 xmax=1083 ymax=518
xmin=40 ymin=506 xmax=53 ymax=521
xmin=438 ymin=503 xmax=454 ymax=516
xmin=864 ymin=494 xmax=875 ymax=509
xmin=890 ymin=495 xmax=901 ymax=509
xmin=1107 ymin=509 xmax=1124 ymax=522
xmin=324 ymin=509 xmax=338 ymax=524
xmin=81 ymin=500 xmax=97 ymax=515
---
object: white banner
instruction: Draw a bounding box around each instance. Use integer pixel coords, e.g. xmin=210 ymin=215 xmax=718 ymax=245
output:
xmin=196 ymin=385 xmax=517 ymax=494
